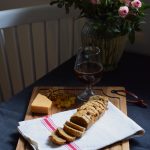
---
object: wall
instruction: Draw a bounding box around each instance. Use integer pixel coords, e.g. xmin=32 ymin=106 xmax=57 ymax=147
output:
xmin=126 ymin=11 xmax=150 ymax=55
xmin=1 ymin=0 xmax=150 ymax=56
xmin=126 ymin=0 xmax=150 ymax=55
xmin=0 ymin=5 xmax=83 ymax=102
xmin=0 ymin=0 xmax=49 ymax=10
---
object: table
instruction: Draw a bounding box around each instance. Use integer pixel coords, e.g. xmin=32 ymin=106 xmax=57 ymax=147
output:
xmin=0 ymin=52 xmax=150 ymax=150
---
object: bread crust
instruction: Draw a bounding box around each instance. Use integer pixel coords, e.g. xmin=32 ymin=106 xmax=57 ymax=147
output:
xmin=50 ymin=132 xmax=66 ymax=145
xmin=70 ymin=114 xmax=91 ymax=128
xmin=56 ymin=128 xmax=75 ymax=142
xmin=63 ymin=124 xmax=84 ymax=138
xmin=65 ymin=121 xmax=86 ymax=132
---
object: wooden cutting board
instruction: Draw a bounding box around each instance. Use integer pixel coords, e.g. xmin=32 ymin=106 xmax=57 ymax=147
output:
xmin=16 ymin=86 xmax=129 ymax=150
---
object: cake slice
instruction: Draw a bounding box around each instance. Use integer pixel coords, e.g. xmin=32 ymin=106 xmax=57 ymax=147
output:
xmin=56 ymin=128 xmax=76 ymax=142
xmin=50 ymin=132 xmax=66 ymax=145
xmin=70 ymin=113 xmax=92 ymax=129
xmin=65 ymin=121 xmax=86 ymax=132
xmin=63 ymin=124 xmax=84 ymax=138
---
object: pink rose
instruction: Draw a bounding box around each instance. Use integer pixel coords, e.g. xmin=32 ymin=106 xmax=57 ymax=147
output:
xmin=131 ymin=0 xmax=142 ymax=8
xmin=118 ymin=6 xmax=129 ymax=17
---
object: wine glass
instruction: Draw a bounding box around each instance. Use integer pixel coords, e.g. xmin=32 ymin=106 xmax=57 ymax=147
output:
xmin=74 ymin=46 xmax=103 ymax=101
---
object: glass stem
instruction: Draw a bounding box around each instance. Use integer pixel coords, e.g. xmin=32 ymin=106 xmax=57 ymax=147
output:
xmin=86 ymin=84 xmax=94 ymax=96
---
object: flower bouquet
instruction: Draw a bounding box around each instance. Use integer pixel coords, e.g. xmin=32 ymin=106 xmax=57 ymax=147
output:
xmin=50 ymin=0 xmax=150 ymax=70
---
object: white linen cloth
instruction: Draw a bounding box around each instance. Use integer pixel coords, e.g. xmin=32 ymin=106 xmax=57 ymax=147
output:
xmin=18 ymin=102 xmax=144 ymax=150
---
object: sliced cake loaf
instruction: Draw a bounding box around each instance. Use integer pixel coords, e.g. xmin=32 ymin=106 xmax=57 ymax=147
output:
xmin=50 ymin=95 xmax=108 ymax=145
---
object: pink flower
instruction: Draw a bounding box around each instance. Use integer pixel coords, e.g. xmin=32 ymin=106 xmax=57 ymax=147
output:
xmin=118 ymin=6 xmax=129 ymax=17
xmin=131 ymin=0 xmax=142 ymax=8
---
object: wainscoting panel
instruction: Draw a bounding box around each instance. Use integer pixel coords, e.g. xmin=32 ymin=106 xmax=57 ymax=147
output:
xmin=0 ymin=30 xmax=13 ymax=100
xmin=0 ymin=5 xmax=85 ymax=102
xmin=32 ymin=22 xmax=47 ymax=80
xmin=46 ymin=20 xmax=59 ymax=71
xmin=59 ymin=18 xmax=74 ymax=64
xmin=17 ymin=24 xmax=35 ymax=87
xmin=3 ymin=27 xmax=24 ymax=95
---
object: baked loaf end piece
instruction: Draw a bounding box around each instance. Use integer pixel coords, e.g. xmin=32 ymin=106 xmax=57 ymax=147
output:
xmin=50 ymin=132 xmax=66 ymax=145
xmin=70 ymin=95 xmax=108 ymax=129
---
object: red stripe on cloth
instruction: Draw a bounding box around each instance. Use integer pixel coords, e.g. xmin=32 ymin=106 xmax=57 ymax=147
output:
xmin=41 ymin=120 xmax=53 ymax=132
xmin=45 ymin=115 xmax=49 ymax=118
xmin=71 ymin=143 xmax=81 ymax=150
xmin=42 ymin=117 xmax=79 ymax=150
xmin=43 ymin=118 xmax=56 ymax=131
xmin=67 ymin=143 xmax=78 ymax=150
xmin=48 ymin=118 xmax=57 ymax=129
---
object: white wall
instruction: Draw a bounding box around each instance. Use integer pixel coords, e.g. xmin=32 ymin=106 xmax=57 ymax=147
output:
xmin=126 ymin=14 xmax=150 ymax=55
xmin=126 ymin=1 xmax=150 ymax=55
xmin=0 ymin=5 xmax=82 ymax=101
xmin=0 ymin=0 xmax=49 ymax=10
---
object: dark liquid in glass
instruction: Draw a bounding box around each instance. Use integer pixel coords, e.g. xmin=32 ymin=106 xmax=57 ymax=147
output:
xmin=74 ymin=62 xmax=103 ymax=85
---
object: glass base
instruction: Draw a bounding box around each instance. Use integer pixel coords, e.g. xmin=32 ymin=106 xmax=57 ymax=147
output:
xmin=77 ymin=87 xmax=95 ymax=101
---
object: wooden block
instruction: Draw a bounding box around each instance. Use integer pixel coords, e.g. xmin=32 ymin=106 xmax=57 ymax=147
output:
xmin=16 ymin=86 xmax=129 ymax=150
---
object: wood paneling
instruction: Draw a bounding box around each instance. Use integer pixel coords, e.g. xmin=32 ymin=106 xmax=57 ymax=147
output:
xmin=0 ymin=6 xmax=83 ymax=101
xmin=0 ymin=0 xmax=50 ymax=11
xmin=46 ymin=20 xmax=59 ymax=71
xmin=0 ymin=29 xmax=13 ymax=100
xmin=17 ymin=25 xmax=35 ymax=87
xmin=32 ymin=22 xmax=47 ymax=80
xmin=59 ymin=18 xmax=74 ymax=64
xmin=0 ymin=5 xmax=79 ymax=28
xmin=3 ymin=27 xmax=23 ymax=95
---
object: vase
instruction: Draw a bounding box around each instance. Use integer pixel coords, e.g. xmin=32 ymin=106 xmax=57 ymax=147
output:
xmin=81 ymin=22 xmax=127 ymax=71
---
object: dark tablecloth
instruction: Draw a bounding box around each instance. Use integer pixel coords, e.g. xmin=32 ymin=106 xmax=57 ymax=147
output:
xmin=0 ymin=52 xmax=150 ymax=150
